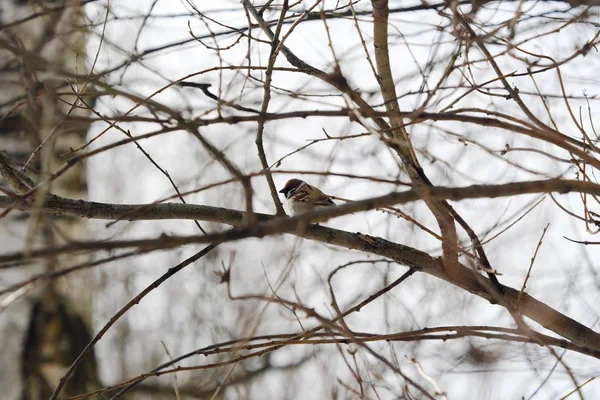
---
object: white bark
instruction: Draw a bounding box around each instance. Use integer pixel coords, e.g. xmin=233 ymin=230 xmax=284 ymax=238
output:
xmin=0 ymin=1 xmax=93 ymax=398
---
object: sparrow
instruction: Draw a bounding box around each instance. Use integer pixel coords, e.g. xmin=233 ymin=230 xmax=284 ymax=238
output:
xmin=278 ymin=179 xmax=335 ymax=215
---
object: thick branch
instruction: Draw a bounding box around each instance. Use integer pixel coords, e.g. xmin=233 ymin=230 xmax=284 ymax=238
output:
xmin=371 ymin=0 xmax=491 ymax=291
xmin=1 ymin=182 xmax=600 ymax=351
xmin=2 ymin=178 xmax=600 ymax=229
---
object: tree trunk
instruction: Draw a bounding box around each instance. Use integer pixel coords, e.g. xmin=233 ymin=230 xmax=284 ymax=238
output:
xmin=0 ymin=1 xmax=97 ymax=398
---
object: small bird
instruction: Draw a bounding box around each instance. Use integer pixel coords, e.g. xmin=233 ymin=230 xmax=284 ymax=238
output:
xmin=279 ymin=178 xmax=335 ymax=215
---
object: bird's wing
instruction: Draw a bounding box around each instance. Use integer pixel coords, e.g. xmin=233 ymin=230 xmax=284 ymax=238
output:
xmin=291 ymin=184 xmax=335 ymax=206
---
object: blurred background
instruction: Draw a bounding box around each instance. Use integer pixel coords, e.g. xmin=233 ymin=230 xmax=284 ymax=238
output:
xmin=1 ymin=0 xmax=599 ymax=398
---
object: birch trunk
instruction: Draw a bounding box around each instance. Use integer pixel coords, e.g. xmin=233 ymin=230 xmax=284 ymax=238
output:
xmin=0 ymin=1 xmax=96 ymax=398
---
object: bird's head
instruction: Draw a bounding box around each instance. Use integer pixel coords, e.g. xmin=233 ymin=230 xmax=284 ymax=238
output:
xmin=279 ymin=178 xmax=305 ymax=198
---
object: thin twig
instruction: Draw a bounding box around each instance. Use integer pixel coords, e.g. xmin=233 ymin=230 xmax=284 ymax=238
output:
xmin=517 ymin=224 xmax=550 ymax=310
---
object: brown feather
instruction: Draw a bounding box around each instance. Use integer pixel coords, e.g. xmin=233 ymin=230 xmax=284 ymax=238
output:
xmin=289 ymin=183 xmax=335 ymax=206
xmin=279 ymin=179 xmax=335 ymax=214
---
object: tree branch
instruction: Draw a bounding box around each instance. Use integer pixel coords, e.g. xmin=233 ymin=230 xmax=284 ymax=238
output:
xmin=372 ymin=0 xmax=463 ymax=281
xmin=2 ymin=180 xmax=600 ymax=351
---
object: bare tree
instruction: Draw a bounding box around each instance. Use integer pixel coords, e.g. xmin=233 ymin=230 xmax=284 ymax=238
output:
xmin=1 ymin=1 xmax=600 ymax=399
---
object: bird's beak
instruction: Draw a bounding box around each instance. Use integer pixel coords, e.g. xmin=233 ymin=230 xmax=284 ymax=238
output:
xmin=278 ymin=188 xmax=285 ymax=194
